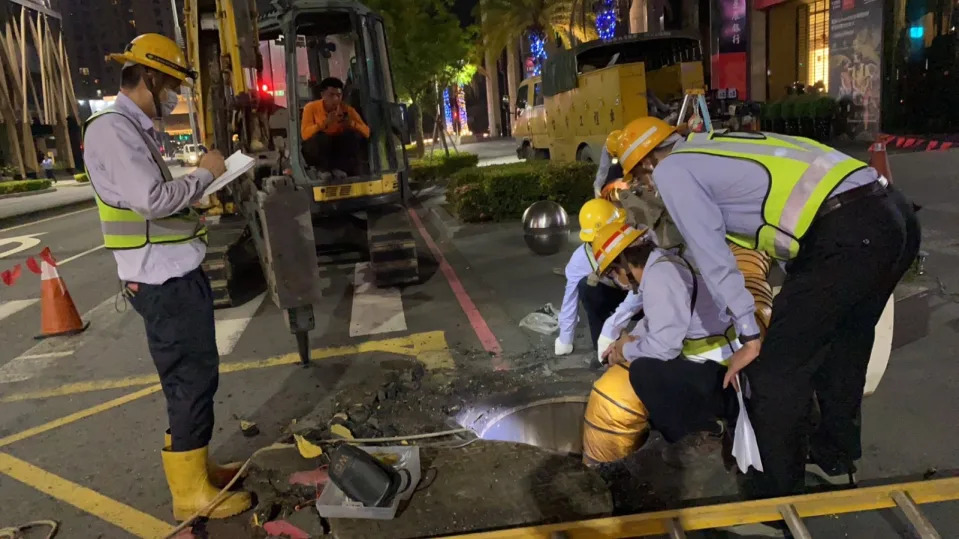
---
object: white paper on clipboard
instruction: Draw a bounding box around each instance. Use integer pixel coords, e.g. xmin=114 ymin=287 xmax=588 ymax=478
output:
xmin=202 ymin=151 xmax=256 ymax=198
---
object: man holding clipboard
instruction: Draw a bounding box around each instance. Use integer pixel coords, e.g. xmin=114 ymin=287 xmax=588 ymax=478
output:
xmin=83 ymin=33 xmax=251 ymax=521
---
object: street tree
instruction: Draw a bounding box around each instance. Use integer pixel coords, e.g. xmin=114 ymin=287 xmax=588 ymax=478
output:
xmin=479 ymin=0 xmax=596 ymax=116
xmin=366 ymin=0 xmax=474 ymax=157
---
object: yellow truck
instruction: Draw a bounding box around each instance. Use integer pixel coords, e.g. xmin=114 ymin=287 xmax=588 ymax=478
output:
xmin=513 ymin=31 xmax=705 ymax=162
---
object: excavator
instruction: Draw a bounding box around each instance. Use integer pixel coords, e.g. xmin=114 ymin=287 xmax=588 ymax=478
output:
xmin=179 ymin=0 xmax=417 ymax=364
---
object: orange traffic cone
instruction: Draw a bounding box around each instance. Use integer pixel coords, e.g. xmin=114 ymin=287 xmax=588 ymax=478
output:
xmin=869 ymin=138 xmax=893 ymax=184
xmin=33 ymin=254 xmax=88 ymax=339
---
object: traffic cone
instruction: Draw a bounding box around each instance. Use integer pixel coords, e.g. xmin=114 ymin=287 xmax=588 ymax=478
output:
xmin=32 ymin=250 xmax=88 ymax=339
xmin=869 ymin=138 xmax=893 ymax=184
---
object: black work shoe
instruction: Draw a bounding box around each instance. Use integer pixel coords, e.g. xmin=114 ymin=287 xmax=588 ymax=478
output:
xmin=805 ymin=458 xmax=857 ymax=487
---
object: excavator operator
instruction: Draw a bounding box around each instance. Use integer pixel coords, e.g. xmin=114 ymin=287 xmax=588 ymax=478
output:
xmin=301 ymin=76 xmax=370 ymax=179
xmin=612 ymin=116 xmax=921 ymax=498
xmin=86 ymin=33 xmax=251 ymax=522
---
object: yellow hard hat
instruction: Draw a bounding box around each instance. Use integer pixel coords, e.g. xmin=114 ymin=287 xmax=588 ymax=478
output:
xmin=617 ymin=117 xmax=676 ymax=175
xmin=579 ymin=198 xmax=626 ymax=242
xmin=605 ymin=130 xmax=623 ymax=159
xmin=108 ymin=33 xmax=195 ymax=84
xmin=591 ymin=222 xmax=652 ymax=275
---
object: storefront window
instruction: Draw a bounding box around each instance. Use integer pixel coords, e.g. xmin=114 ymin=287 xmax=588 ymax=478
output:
xmin=798 ymin=0 xmax=830 ymax=89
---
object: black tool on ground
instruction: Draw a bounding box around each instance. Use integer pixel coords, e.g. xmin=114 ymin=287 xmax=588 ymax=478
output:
xmin=328 ymin=445 xmax=410 ymax=507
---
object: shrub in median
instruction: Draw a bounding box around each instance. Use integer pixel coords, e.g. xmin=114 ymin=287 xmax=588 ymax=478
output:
xmin=448 ymin=160 xmax=597 ymax=222
xmin=409 ymin=152 xmax=479 ymax=185
xmin=0 ymin=179 xmax=52 ymax=195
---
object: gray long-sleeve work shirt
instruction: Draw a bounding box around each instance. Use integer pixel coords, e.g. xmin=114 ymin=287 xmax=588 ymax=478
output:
xmin=653 ymin=145 xmax=878 ymax=338
xmin=593 ymin=145 xmax=613 ymax=197
xmin=84 ymin=93 xmax=215 ymax=284
xmin=623 ymin=249 xmax=734 ymax=361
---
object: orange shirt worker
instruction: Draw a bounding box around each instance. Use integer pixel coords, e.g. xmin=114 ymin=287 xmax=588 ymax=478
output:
xmin=300 ymin=77 xmax=369 ymax=178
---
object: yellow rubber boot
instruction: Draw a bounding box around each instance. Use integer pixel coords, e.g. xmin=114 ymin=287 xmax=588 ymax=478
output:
xmin=161 ymin=446 xmax=252 ymax=521
xmin=164 ymin=431 xmax=243 ymax=489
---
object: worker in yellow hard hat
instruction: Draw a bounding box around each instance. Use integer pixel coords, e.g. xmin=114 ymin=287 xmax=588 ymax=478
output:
xmin=554 ymin=198 xmax=634 ymax=365
xmin=613 ymin=115 xmax=920 ymax=498
xmin=582 ymin=220 xmax=748 ymax=465
xmin=84 ymin=33 xmax=250 ymax=521
xmin=592 ymin=130 xmax=626 ymax=198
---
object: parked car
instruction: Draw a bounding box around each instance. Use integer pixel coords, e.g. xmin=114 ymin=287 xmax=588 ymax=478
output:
xmin=173 ymin=144 xmax=207 ymax=166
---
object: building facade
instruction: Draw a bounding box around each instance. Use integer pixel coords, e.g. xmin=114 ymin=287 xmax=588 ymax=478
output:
xmin=739 ymin=0 xmax=957 ymax=136
xmin=60 ymin=0 xmax=182 ymax=100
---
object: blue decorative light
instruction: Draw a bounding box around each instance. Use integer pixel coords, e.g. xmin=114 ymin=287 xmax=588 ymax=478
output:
xmin=529 ymin=31 xmax=547 ymax=76
xmin=596 ymin=0 xmax=617 ymax=41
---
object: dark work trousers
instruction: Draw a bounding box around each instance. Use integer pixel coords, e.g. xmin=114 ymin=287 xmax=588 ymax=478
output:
xmin=744 ymin=186 xmax=920 ymax=498
xmin=577 ymin=277 xmax=628 ymax=348
xmin=302 ymin=130 xmax=364 ymax=176
xmin=127 ymin=267 xmax=219 ymax=452
xmin=629 ymin=356 xmax=736 ymax=443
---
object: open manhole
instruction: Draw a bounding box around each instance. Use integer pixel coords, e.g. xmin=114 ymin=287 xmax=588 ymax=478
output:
xmin=455 ymin=381 xmax=592 ymax=455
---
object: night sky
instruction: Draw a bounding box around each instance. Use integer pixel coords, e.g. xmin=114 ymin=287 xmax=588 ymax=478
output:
xmin=453 ymin=0 xmax=479 ymax=27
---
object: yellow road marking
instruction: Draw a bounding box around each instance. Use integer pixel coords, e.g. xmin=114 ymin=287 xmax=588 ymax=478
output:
xmin=0 ymin=385 xmax=163 ymax=448
xmin=1 ymin=331 xmax=453 ymax=403
xmin=0 ymin=451 xmax=173 ymax=538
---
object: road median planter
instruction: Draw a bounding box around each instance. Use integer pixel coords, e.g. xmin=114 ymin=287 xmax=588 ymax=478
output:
xmin=448 ymin=161 xmax=596 ymax=222
xmin=0 ymin=179 xmax=53 ymax=197
xmin=409 ymin=152 xmax=479 ymax=186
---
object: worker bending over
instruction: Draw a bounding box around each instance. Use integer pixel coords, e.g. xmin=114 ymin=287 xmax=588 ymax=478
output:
xmin=555 ymin=199 xmax=630 ymax=361
xmin=613 ymin=117 xmax=920 ymax=497
xmin=85 ymin=34 xmax=251 ymax=520
xmin=301 ymin=77 xmax=370 ymax=178
xmin=583 ymin=222 xmax=745 ymax=464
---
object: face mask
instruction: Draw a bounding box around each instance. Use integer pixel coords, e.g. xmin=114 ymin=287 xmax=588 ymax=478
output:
xmin=160 ymin=88 xmax=179 ymax=117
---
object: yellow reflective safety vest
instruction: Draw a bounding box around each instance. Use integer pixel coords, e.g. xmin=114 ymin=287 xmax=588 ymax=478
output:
xmin=653 ymin=254 xmax=738 ymax=365
xmin=675 ymin=132 xmax=868 ymax=260
xmin=84 ymin=110 xmax=207 ymax=250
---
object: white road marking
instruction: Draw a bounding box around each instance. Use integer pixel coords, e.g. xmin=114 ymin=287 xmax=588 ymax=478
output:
xmin=0 ymin=299 xmax=39 ymax=322
xmin=0 ymin=297 xmax=116 ymax=384
xmin=1 ymin=207 xmax=96 ymax=233
xmin=349 ymin=262 xmax=407 ymax=337
xmin=17 ymin=351 xmax=74 ymax=360
xmin=59 ymin=244 xmax=105 ymax=265
xmin=215 ymin=292 xmax=266 ymax=357
xmin=0 ymin=233 xmax=48 ymax=259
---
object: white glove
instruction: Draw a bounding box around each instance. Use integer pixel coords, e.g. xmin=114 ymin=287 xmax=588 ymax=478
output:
xmin=554 ymin=338 xmax=573 ymax=356
xmin=597 ymin=335 xmax=616 ymax=365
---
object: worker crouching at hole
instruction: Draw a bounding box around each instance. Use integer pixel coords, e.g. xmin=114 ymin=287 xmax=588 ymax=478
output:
xmin=85 ymin=34 xmax=251 ymax=521
xmin=582 ymin=222 xmax=767 ymax=466
xmin=611 ymin=116 xmax=920 ymax=498
xmin=554 ymin=199 xmax=633 ymax=366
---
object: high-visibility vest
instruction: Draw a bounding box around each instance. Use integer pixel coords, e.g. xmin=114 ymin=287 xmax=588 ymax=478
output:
xmin=653 ymin=254 xmax=738 ymax=365
xmin=674 ymin=131 xmax=868 ymax=260
xmin=84 ymin=109 xmax=207 ymax=250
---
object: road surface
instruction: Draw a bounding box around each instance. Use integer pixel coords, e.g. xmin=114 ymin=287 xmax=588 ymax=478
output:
xmin=0 ymin=143 xmax=958 ymax=537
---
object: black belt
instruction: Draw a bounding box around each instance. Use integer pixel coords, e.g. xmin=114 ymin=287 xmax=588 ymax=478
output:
xmin=816 ymin=179 xmax=887 ymax=220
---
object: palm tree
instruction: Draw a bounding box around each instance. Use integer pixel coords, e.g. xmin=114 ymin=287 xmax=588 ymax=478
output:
xmin=479 ymin=0 xmax=596 ymax=121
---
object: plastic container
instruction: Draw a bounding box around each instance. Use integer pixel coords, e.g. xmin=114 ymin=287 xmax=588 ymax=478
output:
xmin=316 ymin=445 xmax=421 ymax=520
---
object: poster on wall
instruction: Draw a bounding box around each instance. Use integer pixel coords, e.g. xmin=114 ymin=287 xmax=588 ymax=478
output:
xmin=829 ymin=0 xmax=883 ymax=138
xmin=711 ymin=0 xmax=748 ymax=99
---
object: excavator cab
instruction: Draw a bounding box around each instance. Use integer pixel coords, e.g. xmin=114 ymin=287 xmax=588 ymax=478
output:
xmin=259 ymin=2 xmax=411 ymax=213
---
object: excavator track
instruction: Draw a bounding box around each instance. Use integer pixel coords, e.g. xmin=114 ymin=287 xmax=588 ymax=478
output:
xmin=367 ymin=206 xmax=419 ymax=287
xmin=201 ymin=215 xmax=252 ymax=308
